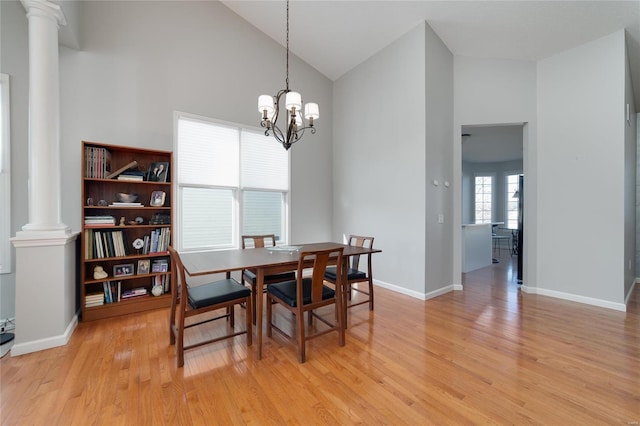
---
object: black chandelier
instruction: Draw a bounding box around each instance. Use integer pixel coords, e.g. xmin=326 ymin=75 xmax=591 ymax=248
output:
xmin=258 ymin=0 xmax=319 ymax=150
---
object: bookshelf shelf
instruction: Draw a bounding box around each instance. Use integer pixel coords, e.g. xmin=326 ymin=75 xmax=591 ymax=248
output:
xmin=80 ymin=141 xmax=173 ymax=321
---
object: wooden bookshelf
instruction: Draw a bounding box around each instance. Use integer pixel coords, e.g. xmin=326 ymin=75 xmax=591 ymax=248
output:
xmin=81 ymin=141 xmax=173 ymax=321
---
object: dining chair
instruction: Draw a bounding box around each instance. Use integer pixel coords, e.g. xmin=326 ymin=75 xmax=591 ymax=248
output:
xmin=324 ymin=235 xmax=375 ymax=311
xmin=266 ymin=246 xmax=345 ymax=363
xmin=241 ymin=234 xmax=296 ymax=324
xmin=168 ymin=246 xmax=252 ymax=367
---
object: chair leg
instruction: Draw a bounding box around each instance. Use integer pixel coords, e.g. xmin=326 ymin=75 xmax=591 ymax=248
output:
xmin=368 ymin=278 xmax=374 ymax=311
xmin=177 ymin=313 xmax=185 ymax=368
xmin=251 ymin=283 xmax=257 ymax=325
xmin=229 ymin=305 xmax=235 ymax=327
xmin=266 ymin=293 xmax=273 ymax=337
xmin=169 ymin=307 xmax=176 ymax=345
xmin=297 ymin=309 xmax=306 ymax=363
xmin=245 ymin=296 xmax=252 ymax=346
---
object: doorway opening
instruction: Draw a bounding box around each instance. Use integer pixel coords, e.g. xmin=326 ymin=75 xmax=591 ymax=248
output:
xmin=460 ymin=123 xmax=524 ymax=287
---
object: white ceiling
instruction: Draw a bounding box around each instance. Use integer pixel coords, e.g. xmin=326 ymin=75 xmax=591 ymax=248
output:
xmin=462 ymin=124 xmax=523 ymax=163
xmin=222 ymin=0 xmax=640 ymax=109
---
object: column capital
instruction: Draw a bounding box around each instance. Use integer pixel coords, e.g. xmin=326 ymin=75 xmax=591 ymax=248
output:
xmin=21 ymin=0 xmax=67 ymax=28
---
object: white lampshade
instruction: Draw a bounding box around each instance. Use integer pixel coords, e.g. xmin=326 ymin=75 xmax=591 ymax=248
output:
xmin=304 ymin=102 xmax=319 ymax=120
xmin=258 ymin=95 xmax=274 ymax=115
xmin=285 ymin=91 xmax=302 ymax=112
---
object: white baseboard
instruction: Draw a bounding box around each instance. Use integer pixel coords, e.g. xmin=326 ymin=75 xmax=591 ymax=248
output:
xmin=10 ymin=314 xmax=78 ymax=357
xmin=521 ymin=285 xmax=626 ymax=312
xmin=373 ymin=279 xmax=456 ymax=301
xmin=374 ymin=279 xmax=426 ymax=300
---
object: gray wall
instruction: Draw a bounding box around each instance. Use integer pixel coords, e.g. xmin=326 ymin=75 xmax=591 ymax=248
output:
xmin=1 ymin=0 xmax=334 ymax=321
xmin=453 ymin=57 xmax=537 ymax=288
xmin=333 ymin=23 xmax=428 ymax=296
xmin=624 ymin=36 xmax=638 ymax=299
xmin=0 ymin=0 xmax=29 ymax=321
xmin=332 ymin=21 xmax=454 ymax=298
xmin=637 ymin=113 xmax=640 ymax=277
xmin=424 ymin=23 xmax=454 ymax=294
xmin=537 ymin=30 xmax=629 ymax=305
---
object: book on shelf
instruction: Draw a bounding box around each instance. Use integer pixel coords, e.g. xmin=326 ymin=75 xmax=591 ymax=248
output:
xmin=109 ymin=202 xmax=144 ymax=207
xmin=85 ymin=146 xmax=112 ymax=179
xmin=121 ymin=287 xmax=148 ymax=299
xmin=117 ymin=171 xmax=145 ymax=181
xmin=102 ymin=281 xmax=120 ymax=304
xmin=141 ymin=228 xmax=171 ymax=254
xmin=84 ymin=215 xmax=116 ymax=225
xmin=85 ymin=292 xmax=104 ymax=307
xmin=85 ymin=229 xmax=128 ymax=259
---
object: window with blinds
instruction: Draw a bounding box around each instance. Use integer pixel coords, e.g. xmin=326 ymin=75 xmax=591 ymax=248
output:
xmin=175 ymin=113 xmax=289 ymax=251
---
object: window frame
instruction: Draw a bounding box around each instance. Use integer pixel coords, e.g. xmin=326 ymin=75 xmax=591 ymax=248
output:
xmin=0 ymin=74 xmax=11 ymax=274
xmin=505 ymin=172 xmax=521 ymax=229
xmin=473 ymin=173 xmax=494 ymax=224
xmin=173 ymin=111 xmax=290 ymax=252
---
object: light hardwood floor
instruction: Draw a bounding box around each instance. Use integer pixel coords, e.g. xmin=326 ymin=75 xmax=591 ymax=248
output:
xmin=2 ymin=253 xmax=639 ymax=424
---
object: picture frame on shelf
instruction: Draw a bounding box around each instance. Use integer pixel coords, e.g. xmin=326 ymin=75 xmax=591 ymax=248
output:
xmin=150 ymin=190 xmax=166 ymax=207
xmin=147 ymin=162 xmax=169 ymax=182
xmin=137 ymin=259 xmax=150 ymax=275
xmin=113 ymin=263 xmax=135 ymax=277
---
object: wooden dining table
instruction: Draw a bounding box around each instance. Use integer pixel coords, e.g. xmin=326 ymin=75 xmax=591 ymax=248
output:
xmin=178 ymin=242 xmax=382 ymax=359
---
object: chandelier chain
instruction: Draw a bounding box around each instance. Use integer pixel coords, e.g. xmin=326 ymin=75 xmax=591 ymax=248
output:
xmin=285 ymin=0 xmax=289 ymax=90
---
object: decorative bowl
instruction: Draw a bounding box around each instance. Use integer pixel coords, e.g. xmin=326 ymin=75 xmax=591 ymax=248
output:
xmin=116 ymin=193 xmax=138 ymax=203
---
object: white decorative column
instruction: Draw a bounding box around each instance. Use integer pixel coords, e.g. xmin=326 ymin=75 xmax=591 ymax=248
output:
xmin=10 ymin=0 xmax=78 ymax=356
xmin=19 ymin=0 xmax=69 ymax=234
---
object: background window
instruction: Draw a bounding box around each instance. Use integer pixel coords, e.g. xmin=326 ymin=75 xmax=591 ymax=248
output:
xmin=176 ymin=113 xmax=289 ymax=251
xmin=506 ymin=173 xmax=520 ymax=229
xmin=474 ymin=175 xmax=493 ymax=224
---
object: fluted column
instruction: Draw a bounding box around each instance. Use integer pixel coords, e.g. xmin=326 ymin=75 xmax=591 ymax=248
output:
xmin=19 ymin=0 xmax=69 ymax=235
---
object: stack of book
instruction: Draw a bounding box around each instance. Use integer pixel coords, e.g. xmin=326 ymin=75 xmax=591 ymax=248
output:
xmin=121 ymin=287 xmax=148 ymax=299
xmin=85 ymin=292 xmax=104 ymax=308
xmin=84 ymin=216 xmax=116 ymax=226
xmin=109 ymin=202 xmax=143 ymax=207
xmin=117 ymin=171 xmax=146 ymax=181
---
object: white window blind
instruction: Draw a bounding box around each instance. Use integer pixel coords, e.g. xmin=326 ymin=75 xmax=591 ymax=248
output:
xmin=175 ymin=112 xmax=289 ymax=251
xmin=177 ymin=117 xmax=239 ymax=187
xmin=241 ymin=129 xmax=289 ymax=191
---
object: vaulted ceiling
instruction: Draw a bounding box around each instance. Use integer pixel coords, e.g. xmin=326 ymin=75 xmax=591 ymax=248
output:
xmin=222 ymin=1 xmax=640 ymax=109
